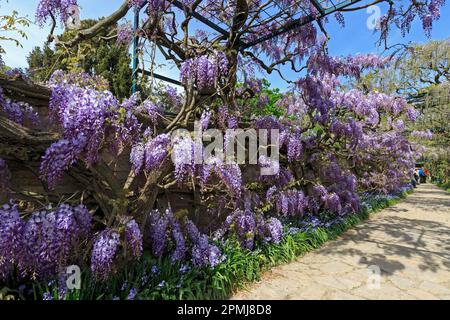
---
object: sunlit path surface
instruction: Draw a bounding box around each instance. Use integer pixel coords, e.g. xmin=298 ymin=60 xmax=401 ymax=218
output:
xmin=233 ymin=184 xmax=450 ymax=300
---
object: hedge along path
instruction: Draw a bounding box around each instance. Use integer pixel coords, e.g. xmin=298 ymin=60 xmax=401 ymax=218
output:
xmin=233 ymin=184 xmax=450 ymax=300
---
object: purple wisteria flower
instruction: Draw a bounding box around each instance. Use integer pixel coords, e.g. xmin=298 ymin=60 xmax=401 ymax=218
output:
xmin=166 ymin=209 xmax=186 ymax=263
xmin=147 ymin=210 xmax=168 ymax=257
xmin=143 ymin=99 xmax=162 ymax=123
xmin=0 ymin=204 xmax=25 ymax=280
xmin=186 ymin=220 xmax=225 ymax=268
xmin=91 ymin=229 xmax=120 ymax=280
xmin=264 ymin=218 xmax=283 ymax=244
xmin=36 ymin=0 xmax=78 ymax=26
xmin=180 ymin=51 xmax=229 ymax=90
xmin=125 ymin=219 xmax=143 ymax=258
xmin=42 ymin=71 xmax=141 ymax=188
xmin=0 ymin=85 xmax=39 ymax=126
xmin=1 ymin=203 xmax=92 ymax=281
xmin=116 ymin=22 xmax=133 ymax=47
xmin=235 ymin=209 xmax=257 ymax=250
xmin=144 ymin=134 xmax=170 ymax=172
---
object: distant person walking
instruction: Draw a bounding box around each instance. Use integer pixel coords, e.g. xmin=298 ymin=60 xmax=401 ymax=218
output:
xmin=414 ymin=169 xmax=420 ymax=185
xmin=424 ymin=167 xmax=430 ymax=181
xmin=419 ymin=168 xmax=427 ymax=183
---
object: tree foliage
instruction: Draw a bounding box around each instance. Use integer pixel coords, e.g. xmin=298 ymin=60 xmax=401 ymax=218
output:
xmin=26 ymin=19 xmax=132 ymax=98
xmin=359 ymin=39 xmax=450 ymax=95
xmin=358 ymin=39 xmax=450 ymax=183
xmin=0 ymin=0 xmax=30 ymax=68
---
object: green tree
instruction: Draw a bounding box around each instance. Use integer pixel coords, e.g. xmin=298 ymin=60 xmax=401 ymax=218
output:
xmin=358 ymin=39 xmax=450 ymax=96
xmin=26 ymin=19 xmax=132 ymax=98
xmin=357 ymin=39 xmax=450 ymax=184
xmin=0 ymin=1 xmax=30 ymax=69
xmin=26 ymin=44 xmax=56 ymax=80
xmin=244 ymin=79 xmax=284 ymax=117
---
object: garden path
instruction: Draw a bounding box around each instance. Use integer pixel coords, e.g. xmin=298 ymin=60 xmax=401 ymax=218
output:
xmin=233 ymin=184 xmax=450 ymax=300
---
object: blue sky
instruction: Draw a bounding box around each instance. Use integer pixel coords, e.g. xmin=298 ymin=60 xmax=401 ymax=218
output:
xmin=1 ymin=0 xmax=449 ymax=90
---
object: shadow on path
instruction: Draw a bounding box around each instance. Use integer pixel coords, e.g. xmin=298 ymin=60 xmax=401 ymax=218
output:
xmin=319 ymin=184 xmax=450 ymax=275
xmin=233 ymin=184 xmax=450 ymax=299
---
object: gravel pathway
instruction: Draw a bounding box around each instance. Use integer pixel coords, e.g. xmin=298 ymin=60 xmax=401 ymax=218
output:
xmin=233 ymin=184 xmax=450 ymax=300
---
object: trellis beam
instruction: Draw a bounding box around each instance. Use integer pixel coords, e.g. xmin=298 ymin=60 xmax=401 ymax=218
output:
xmin=240 ymin=0 xmax=363 ymax=50
xmin=137 ymin=69 xmax=182 ymax=86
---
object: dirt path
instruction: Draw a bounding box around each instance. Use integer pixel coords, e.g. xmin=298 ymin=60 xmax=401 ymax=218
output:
xmin=233 ymin=184 xmax=450 ymax=300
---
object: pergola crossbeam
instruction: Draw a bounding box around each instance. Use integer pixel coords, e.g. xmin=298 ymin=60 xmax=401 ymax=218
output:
xmin=240 ymin=0 xmax=363 ymax=50
xmin=137 ymin=69 xmax=182 ymax=86
xmin=310 ymin=0 xmax=326 ymax=15
xmin=132 ymin=0 xmax=365 ymax=90
xmin=171 ymin=0 xmax=230 ymax=37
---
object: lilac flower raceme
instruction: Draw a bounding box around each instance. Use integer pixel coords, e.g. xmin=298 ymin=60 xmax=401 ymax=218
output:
xmin=0 ymin=204 xmax=25 ymax=280
xmin=406 ymin=107 xmax=419 ymax=122
xmin=411 ymin=130 xmax=433 ymax=140
xmin=91 ymin=229 xmax=120 ymax=280
xmin=130 ymin=142 xmax=145 ymax=173
xmin=116 ymin=22 xmax=133 ymax=47
xmin=200 ymin=110 xmax=212 ymax=131
xmin=36 ymin=0 xmax=78 ymax=26
xmin=41 ymin=71 xmax=140 ymax=188
xmin=165 ymin=86 xmax=183 ymax=108
xmin=180 ymin=52 xmax=229 ymax=91
xmin=144 ymin=134 xmax=171 ymax=172
xmin=264 ymin=218 xmax=283 ymax=244
xmin=166 ymin=209 xmax=186 ymax=263
xmin=186 ymin=220 xmax=225 ymax=268
xmin=143 ymin=99 xmax=162 ymax=123
xmin=40 ymin=135 xmax=87 ymax=189
xmin=146 ymin=210 xmax=169 ymax=257
xmin=0 ymin=85 xmax=39 ymax=126
xmin=125 ymin=220 xmax=143 ymax=258
xmin=172 ymin=135 xmax=196 ymax=183
xmin=286 ymin=131 xmax=303 ymax=162
xmin=1 ymin=203 xmax=92 ymax=281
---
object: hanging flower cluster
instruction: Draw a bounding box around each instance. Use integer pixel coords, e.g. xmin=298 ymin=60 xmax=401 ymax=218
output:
xmin=116 ymin=22 xmax=134 ymax=47
xmin=0 ymin=203 xmax=92 ymax=281
xmin=145 ymin=209 xmax=224 ymax=268
xmin=185 ymin=220 xmax=225 ymax=268
xmin=0 ymin=80 xmax=39 ymax=126
xmin=411 ymin=130 xmax=433 ymax=140
xmin=41 ymin=71 xmax=140 ymax=188
xmin=214 ymin=209 xmax=284 ymax=251
xmin=36 ymin=0 xmax=78 ymax=26
xmin=130 ymin=133 xmax=171 ymax=174
xmin=91 ymin=229 xmax=120 ymax=280
xmin=14 ymin=0 xmax=443 ymax=286
xmin=180 ymin=52 xmax=229 ymax=91
xmin=91 ymin=218 xmax=143 ymax=280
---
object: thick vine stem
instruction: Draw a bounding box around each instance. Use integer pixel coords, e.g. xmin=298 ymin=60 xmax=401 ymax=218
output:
xmin=0 ymin=116 xmax=59 ymax=161
xmin=53 ymin=0 xmax=131 ymax=48
xmin=0 ymin=75 xmax=51 ymax=107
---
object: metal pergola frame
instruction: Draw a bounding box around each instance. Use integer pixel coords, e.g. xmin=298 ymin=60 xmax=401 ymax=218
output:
xmin=132 ymin=0 xmax=364 ymax=92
